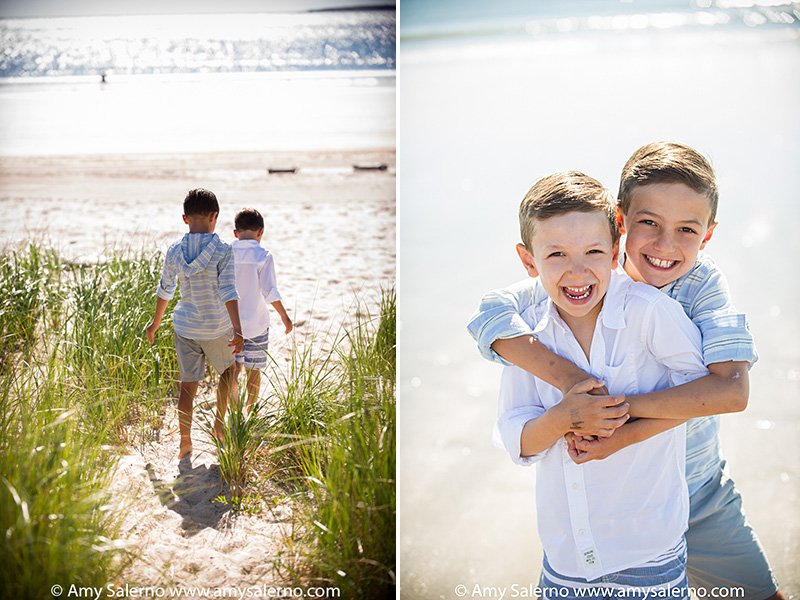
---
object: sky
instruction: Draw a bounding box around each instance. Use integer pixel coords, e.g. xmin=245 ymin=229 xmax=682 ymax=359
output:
xmin=0 ymin=0 xmax=394 ymax=18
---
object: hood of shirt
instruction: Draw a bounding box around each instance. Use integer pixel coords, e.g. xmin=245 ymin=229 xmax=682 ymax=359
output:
xmin=232 ymin=239 xmax=270 ymax=265
xmin=176 ymin=233 xmax=224 ymax=277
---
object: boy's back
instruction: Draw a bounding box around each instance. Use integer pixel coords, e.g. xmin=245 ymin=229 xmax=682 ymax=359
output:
xmin=158 ymin=232 xmax=238 ymax=340
xmin=231 ymin=239 xmax=281 ymax=339
xmin=496 ymin=271 xmax=708 ymax=579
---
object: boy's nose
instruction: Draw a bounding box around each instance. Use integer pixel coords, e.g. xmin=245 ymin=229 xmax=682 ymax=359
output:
xmin=567 ymin=258 xmax=589 ymax=275
xmin=652 ymin=231 xmax=675 ymax=252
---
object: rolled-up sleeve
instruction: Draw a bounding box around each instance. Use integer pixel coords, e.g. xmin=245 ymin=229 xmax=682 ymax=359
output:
xmin=690 ymin=268 xmax=758 ymax=367
xmin=467 ymin=279 xmax=545 ymax=365
xmin=217 ymin=247 xmax=240 ymax=304
xmin=494 ymin=362 xmax=549 ymax=465
xmin=157 ymin=250 xmax=178 ymax=300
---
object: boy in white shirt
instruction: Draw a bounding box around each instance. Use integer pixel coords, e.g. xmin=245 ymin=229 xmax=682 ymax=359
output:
xmin=231 ymin=208 xmax=293 ymax=410
xmin=495 ymin=171 xmax=707 ymax=597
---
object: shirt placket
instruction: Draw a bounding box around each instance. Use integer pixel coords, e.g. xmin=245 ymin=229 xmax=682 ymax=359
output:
xmin=563 ymin=450 xmax=604 ymax=579
xmin=562 ymin=320 xmax=606 ymax=579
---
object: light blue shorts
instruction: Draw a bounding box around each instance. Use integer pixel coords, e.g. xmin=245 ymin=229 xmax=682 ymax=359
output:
xmin=686 ymin=461 xmax=779 ymax=599
xmin=174 ymin=330 xmax=235 ymax=382
xmin=540 ymin=539 xmax=688 ymax=600
xmin=234 ymin=329 xmax=269 ymax=369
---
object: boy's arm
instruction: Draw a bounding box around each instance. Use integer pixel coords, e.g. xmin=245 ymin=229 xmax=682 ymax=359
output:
xmin=467 ymin=279 xmax=599 ymax=395
xmin=224 ymin=299 xmax=244 ymax=354
xmin=497 ymin=372 xmax=629 ymax=464
xmin=492 ymin=335 xmax=601 ymax=396
xmin=146 ymin=252 xmax=177 ymax=343
xmin=628 ymin=260 xmax=755 ymax=419
xmin=626 ymin=360 xmax=748 ymax=419
xmin=466 ymin=279 xmax=544 ymax=364
xmin=218 ymin=247 xmax=243 ymax=353
xmin=146 ymin=296 xmax=169 ymax=343
xmin=271 ymin=300 xmax=293 ymax=334
xmin=567 ymin=417 xmax=687 ymax=463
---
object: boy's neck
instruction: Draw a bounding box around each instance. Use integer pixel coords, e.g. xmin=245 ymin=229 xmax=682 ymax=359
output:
xmin=236 ymin=231 xmax=260 ymax=241
xmin=184 ymin=212 xmax=217 ymax=234
xmin=556 ymin=299 xmax=603 ymax=361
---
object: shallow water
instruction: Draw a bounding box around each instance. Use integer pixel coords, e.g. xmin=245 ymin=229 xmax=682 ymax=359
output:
xmin=0 ymin=9 xmax=395 ymax=156
xmin=399 ymin=17 xmax=800 ymax=598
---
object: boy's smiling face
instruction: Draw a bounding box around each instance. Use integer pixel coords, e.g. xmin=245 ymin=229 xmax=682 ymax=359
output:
xmin=518 ymin=210 xmax=619 ymax=327
xmin=621 ymin=182 xmax=716 ymax=288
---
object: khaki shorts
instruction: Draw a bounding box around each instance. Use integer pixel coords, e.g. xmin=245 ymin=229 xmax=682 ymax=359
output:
xmin=174 ymin=330 xmax=235 ymax=382
xmin=686 ymin=461 xmax=779 ymax=599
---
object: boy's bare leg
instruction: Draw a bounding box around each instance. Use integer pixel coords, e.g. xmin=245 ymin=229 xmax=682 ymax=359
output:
xmin=177 ymin=381 xmax=199 ymax=458
xmin=245 ymin=368 xmax=261 ymax=411
xmin=214 ymin=364 xmax=236 ymax=438
xmin=230 ymin=360 xmax=243 ymax=413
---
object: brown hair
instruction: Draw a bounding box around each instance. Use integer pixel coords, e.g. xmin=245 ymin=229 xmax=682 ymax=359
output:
xmin=519 ymin=171 xmax=619 ymax=250
xmin=234 ymin=207 xmax=264 ymax=231
xmin=618 ymin=141 xmax=718 ymax=225
xmin=183 ymin=188 xmax=219 ymax=217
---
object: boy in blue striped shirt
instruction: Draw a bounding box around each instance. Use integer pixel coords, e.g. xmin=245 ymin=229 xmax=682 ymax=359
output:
xmin=146 ymin=188 xmax=245 ymax=459
xmin=468 ymin=142 xmax=784 ymax=600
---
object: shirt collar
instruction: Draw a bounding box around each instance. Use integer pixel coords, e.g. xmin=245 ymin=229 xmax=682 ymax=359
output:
xmin=533 ymin=271 xmax=628 ymax=337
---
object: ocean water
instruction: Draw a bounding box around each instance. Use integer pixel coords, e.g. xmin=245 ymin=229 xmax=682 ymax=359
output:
xmin=0 ymin=9 xmax=395 ymax=155
xmin=399 ymin=1 xmax=800 ymax=597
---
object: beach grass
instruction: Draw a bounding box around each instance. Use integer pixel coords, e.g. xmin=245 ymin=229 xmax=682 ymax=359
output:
xmin=0 ymin=244 xmax=177 ymax=597
xmin=269 ymin=288 xmax=396 ymax=598
xmin=1 ymin=244 xmax=395 ymax=597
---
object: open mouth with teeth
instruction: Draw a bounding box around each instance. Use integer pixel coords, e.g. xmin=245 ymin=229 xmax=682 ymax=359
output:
xmin=645 ymin=255 xmax=678 ymax=270
xmin=562 ymin=284 xmax=594 ymax=303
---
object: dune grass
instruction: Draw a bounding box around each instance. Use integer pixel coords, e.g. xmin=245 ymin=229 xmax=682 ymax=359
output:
xmin=0 ymin=244 xmax=177 ymax=597
xmin=1 ymin=244 xmax=395 ymax=598
xmin=268 ymin=288 xmax=396 ymax=599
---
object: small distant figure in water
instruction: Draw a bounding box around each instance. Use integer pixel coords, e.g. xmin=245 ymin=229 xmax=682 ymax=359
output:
xmin=100 ymin=71 xmax=107 ymax=84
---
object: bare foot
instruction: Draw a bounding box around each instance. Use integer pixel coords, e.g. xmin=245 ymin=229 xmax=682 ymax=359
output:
xmin=178 ymin=440 xmax=193 ymax=459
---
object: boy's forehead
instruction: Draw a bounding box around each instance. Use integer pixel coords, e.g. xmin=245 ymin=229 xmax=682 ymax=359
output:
xmin=627 ymin=182 xmax=713 ymax=221
xmin=531 ymin=210 xmax=615 ymax=242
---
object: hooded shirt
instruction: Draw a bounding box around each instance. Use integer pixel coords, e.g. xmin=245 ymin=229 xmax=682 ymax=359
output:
xmin=231 ymin=239 xmax=282 ymax=338
xmin=157 ymin=233 xmax=239 ymax=340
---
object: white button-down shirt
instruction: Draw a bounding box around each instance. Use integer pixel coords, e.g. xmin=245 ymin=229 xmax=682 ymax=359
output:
xmin=232 ymin=239 xmax=282 ymax=339
xmin=495 ymin=271 xmax=708 ymax=580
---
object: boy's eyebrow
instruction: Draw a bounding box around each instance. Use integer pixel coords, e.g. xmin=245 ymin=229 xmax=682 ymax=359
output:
xmin=633 ymin=209 xmax=705 ymax=227
xmin=539 ymin=239 xmax=610 ymax=251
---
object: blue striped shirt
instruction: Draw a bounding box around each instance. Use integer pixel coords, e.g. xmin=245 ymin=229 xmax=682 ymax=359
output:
xmin=467 ymin=251 xmax=758 ymax=495
xmin=157 ymin=233 xmax=239 ymax=340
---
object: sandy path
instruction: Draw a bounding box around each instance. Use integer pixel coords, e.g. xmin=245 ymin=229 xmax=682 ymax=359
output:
xmin=110 ymin=393 xmax=292 ymax=592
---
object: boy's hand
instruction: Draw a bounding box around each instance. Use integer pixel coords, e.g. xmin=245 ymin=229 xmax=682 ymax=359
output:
xmin=229 ymin=331 xmax=244 ymax=354
xmin=559 ymin=378 xmax=629 ymax=438
xmin=145 ymin=321 xmax=159 ymax=344
xmin=565 ymin=431 xmax=623 ymax=464
xmin=282 ymin=315 xmax=293 ymax=335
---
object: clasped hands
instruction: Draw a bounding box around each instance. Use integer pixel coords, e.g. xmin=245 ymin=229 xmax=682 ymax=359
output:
xmin=559 ymin=378 xmax=629 ymax=465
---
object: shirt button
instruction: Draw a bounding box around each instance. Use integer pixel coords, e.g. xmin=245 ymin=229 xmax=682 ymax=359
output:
xmin=572 ymin=483 xmax=580 ymax=490
xmin=578 ymin=529 xmax=586 ymax=536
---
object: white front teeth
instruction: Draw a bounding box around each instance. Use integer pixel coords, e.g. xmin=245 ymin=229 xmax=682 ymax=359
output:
xmin=646 ymin=255 xmax=676 ymax=269
xmin=564 ymin=285 xmax=592 ymax=300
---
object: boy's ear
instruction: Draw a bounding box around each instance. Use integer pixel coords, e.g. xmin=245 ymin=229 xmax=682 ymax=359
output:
xmin=209 ymin=211 xmax=219 ymax=224
xmin=611 ymin=239 xmax=620 ymax=270
xmin=257 ymin=227 xmax=265 ymax=237
xmin=700 ymin=222 xmax=717 ymax=250
xmin=616 ymin=206 xmax=626 ymax=235
xmin=233 ymin=229 xmax=239 ymax=239
xmin=516 ymin=243 xmax=538 ymax=278
xmin=182 ymin=214 xmax=189 ymax=225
